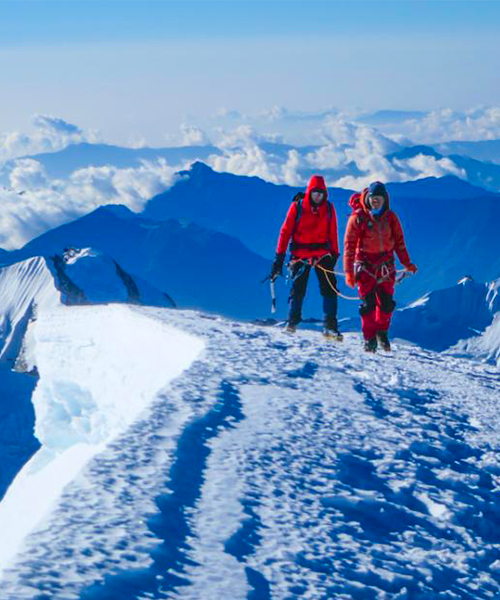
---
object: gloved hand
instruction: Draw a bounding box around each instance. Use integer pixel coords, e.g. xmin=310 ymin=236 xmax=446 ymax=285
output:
xmin=270 ymin=253 xmax=285 ymax=281
xmin=345 ymin=272 xmax=356 ymax=288
xmin=406 ymin=263 xmax=418 ymax=274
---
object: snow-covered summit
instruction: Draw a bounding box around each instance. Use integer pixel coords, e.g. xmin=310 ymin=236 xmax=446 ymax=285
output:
xmin=0 ymin=248 xmax=175 ymax=371
xmin=451 ymin=278 xmax=500 ymax=366
xmin=57 ymin=246 xmax=175 ymax=307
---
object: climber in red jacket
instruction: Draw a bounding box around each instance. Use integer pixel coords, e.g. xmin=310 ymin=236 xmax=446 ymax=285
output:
xmin=270 ymin=174 xmax=342 ymax=339
xmin=344 ymin=181 xmax=417 ymax=352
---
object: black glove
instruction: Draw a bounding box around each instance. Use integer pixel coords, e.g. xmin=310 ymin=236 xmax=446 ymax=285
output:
xmin=270 ymin=253 xmax=285 ymax=281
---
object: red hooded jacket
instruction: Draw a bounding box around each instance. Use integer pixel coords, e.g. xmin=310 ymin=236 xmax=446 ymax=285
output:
xmin=276 ymin=175 xmax=339 ymax=259
xmin=343 ymin=188 xmax=411 ymax=277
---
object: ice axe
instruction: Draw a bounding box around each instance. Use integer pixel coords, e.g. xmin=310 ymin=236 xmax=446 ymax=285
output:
xmin=395 ymin=270 xmax=415 ymax=285
xmin=261 ymin=275 xmax=277 ymax=313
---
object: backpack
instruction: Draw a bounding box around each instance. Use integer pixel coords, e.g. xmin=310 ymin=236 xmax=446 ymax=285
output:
xmin=349 ymin=191 xmax=370 ymax=228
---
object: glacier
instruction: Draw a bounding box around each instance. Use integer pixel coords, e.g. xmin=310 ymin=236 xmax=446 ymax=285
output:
xmin=0 ymin=304 xmax=500 ymax=598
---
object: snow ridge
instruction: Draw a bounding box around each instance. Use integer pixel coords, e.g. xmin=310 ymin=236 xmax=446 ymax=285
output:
xmin=0 ymin=305 xmax=204 ymax=580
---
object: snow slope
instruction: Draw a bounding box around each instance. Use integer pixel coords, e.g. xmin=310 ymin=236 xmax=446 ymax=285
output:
xmin=1 ymin=308 xmax=500 ymax=599
xmin=0 ymin=256 xmax=61 ymax=363
xmin=0 ymin=304 xmax=204 ymax=579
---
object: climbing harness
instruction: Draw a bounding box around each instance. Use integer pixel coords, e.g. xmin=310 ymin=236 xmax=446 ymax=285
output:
xmin=288 ymin=256 xmax=411 ymax=301
xmin=354 ymin=258 xmax=397 ymax=285
xmin=263 ymin=255 xmax=413 ymax=313
xmin=288 ymin=256 xmax=359 ymax=301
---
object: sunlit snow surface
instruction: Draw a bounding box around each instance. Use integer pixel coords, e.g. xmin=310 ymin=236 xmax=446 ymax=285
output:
xmin=1 ymin=307 xmax=500 ymax=599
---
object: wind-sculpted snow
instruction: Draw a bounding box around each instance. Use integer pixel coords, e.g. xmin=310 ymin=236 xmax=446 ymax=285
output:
xmin=0 ymin=305 xmax=204 ymax=581
xmin=1 ymin=310 xmax=500 ymax=599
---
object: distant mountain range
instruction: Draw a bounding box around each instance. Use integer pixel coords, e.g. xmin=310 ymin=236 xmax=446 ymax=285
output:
xmin=4 ymin=205 xmax=273 ymax=320
xmin=388 ymin=145 xmax=500 ymax=192
xmin=0 ymin=142 xmax=223 ymax=183
xmin=435 ymin=139 xmax=500 ymax=165
xmin=4 ymin=137 xmax=500 ymax=193
xmin=142 ymin=163 xmax=500 ymax=307
xmin=357 ymin=109 xmax=428 ymax=125
xmin=2 ymin=160 xmax=500 ymax=324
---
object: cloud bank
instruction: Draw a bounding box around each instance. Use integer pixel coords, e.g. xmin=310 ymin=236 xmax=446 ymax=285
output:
xmin=0 ymin=159 xmax=181 ymax=250
xmin=206 ymin=119 xmax=469 ymax=190
xmin=1 ymin=107 xmax=499 ymax=250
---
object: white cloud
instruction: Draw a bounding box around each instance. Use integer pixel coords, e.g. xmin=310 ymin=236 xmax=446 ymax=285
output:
xmin=305 ymin=144 xmax=346 ymax=170
xmin=375 ymin=106 xmax=500 ymax=144
xmin=9 ymin=159 xmax=49 ymax=191
xmin=305 ymin=120 xmax=402 ymax=183
xmin=334 ymin=154 xmax=467 ymax=191
xmin=394 ymin=155 xmax=467 ymax=179
xmin=216 ymin=125 xmax=263 ymax=149
xmin=208 ymin=145 xmax=280 ymax=183
xmin=206 ymin=119 xmax=479 ymax=192
xmin=215 ymin=107 xmax=243 ymax=119
xmin=0 ymin=158 xmax=182 ymax=250
xmin=0 ymin=114 xmax=101 ymax=163
xmin=208 ymin=133 xmax=303 ymax=186
xmin=180 ymin=124 xmax=211 ymax=146
xmin=320 ymin=118 xmax=358 ymax=146
xmin=32 ymin=115 xmax=83 ymax=137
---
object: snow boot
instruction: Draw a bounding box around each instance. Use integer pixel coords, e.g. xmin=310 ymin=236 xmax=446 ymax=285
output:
xmin=376 ymin=330 xmax=391 ymax=352
xmin=323 ymin=313 xmax=342 ymax=341
xmin=323 ymin=327 xmax=343 ymax=342
xmin=364 ymin=337 xmax=377 ymax=353
xmin=285 ymin=323 xmax=297 ymax=334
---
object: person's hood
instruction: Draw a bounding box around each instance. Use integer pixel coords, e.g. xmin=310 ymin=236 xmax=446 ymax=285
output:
xmin=304 ymin=175 xmax=328 ymax=208
xmin=360 ymin=184 xmax=391 ymax=215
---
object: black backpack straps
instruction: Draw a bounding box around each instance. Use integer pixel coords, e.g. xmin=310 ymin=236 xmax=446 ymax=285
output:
xmin=295 ymin=198 xmax=303 ymax=227
xmin=327 ymin=201 xmax=332 ymax=221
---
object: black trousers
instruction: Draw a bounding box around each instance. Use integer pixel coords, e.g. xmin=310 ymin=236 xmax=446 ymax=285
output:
xmin=288 ymin=254 xmax=338 ymax=328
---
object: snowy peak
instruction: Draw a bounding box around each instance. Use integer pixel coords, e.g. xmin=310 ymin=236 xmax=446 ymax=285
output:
xmin=452 ymin=278 xmax=500 ymax=365
xmin=0 ymin=250 xmax=175 ymax=365
xmin=392 ymin=275 xmax=499 ymax=352
xmin=0 ymin=256 xmax=60 ymax=363
xmin=54 ymin=246 xmax=175 ymax=307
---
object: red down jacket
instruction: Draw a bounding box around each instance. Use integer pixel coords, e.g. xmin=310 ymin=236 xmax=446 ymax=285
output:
xmin=276 ymin=175 xmax=339 ymax=259
xmin=343 ymin=187 xmax=411 ymax=277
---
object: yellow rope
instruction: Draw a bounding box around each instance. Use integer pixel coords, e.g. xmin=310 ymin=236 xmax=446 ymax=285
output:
xmin=290 ymin=258 xmax=410 ymax=302
xmin=315 ymin=264 xmax=360 ymax=301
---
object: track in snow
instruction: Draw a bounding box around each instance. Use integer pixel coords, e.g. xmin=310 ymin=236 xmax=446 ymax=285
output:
xmin=1 ymin=308 xmax=500 ymax=599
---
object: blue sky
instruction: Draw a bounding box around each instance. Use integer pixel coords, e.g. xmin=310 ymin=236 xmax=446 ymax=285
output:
xmin=1 ymin=1 xmax=499 ymax=145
